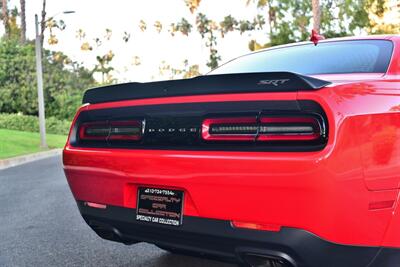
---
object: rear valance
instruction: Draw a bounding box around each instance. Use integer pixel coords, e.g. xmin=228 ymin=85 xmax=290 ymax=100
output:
xmin=82 ymin=72 xmax=331 ymax=104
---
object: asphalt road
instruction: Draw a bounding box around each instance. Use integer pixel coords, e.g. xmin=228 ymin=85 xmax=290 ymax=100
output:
xmin=0 ymin=156 xmax=235 ymax=267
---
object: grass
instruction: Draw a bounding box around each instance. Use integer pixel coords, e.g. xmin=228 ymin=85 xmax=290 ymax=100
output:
xmin=0 ymin=129 xmax=67 ymax=159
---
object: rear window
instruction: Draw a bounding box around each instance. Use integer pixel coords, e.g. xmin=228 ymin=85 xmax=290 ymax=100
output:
xmin=210 ymin=40 xmax=393 ymax=75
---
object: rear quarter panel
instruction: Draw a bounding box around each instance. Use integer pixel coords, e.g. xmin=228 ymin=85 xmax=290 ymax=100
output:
xmin=297 ymin=36 xmax=400 ymax=247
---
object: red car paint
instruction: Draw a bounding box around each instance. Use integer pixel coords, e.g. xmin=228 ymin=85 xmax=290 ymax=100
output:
xmin=63 ymin=36 xmax=400 ymax=251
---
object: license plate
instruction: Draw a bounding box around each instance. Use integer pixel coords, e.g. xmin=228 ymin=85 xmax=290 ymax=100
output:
xmin=136 ymin=187 xmax=184 ymax=226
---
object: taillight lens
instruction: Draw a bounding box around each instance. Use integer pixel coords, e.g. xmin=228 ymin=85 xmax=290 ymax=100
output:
xmin=79 ymin=121 xmax=109 ymax=140
xmin=109 ymin=121 xmax=142 ymax=140
xmin=202 ymin=117 xmax=258 ymax=141
xmin=257 ymin=117 xmax=321 ymax=141
xmin=79 ymin=120 xmax=143 ymax=141
xmin=202 ymin=115 xmax=323 ymax=142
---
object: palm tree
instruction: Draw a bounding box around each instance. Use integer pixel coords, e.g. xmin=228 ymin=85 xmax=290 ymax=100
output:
xmin=20 ymin=0 xmax=26 ymax=43
xmin=40 ymin=0 xmax=46 ymax=46
xmin=312 ymin=0 xmax=321 ymax=33
xmin=1 ymin=0 xmax=9 ymax=37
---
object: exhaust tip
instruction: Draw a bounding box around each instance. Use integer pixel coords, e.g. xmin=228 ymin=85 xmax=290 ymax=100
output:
xmin=87 ymin=220 xmax=137 ymax=245
xmin=241 ymin=253 xmax=293 ymax=267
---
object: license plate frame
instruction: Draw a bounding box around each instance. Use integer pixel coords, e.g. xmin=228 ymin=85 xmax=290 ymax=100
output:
xmin=136 ymin=187 xmax=184 ymax=226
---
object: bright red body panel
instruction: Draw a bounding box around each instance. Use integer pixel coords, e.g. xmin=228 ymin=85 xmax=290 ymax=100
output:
xmin=63 ymin=36 xmax=400 ymax=249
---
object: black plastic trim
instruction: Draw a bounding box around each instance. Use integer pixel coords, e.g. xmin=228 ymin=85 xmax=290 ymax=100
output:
xmin=82 ymin=72 xmax=331 ymax=104
xmin=77 ymin=202 xmax=400 ymax=267
xmin=70 ymin=100 xmax=328 ymax=152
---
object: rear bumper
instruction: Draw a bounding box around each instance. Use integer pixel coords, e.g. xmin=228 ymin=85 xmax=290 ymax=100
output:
xmin=78 ymin=202 xmax=399 ymax=267
xmin=63 ymin=145 xmax=400 ymax=248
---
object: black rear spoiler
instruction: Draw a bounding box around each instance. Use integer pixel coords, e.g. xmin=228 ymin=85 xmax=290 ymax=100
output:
xmin=82 ymin=72 xmax=331 ymax=104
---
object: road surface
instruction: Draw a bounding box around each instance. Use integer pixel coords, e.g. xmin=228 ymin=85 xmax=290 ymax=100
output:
xmin=0 ymin=156 xmax=235 ymax=267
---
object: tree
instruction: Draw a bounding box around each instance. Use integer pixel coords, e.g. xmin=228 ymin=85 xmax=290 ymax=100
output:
xmin=312 ymin=0 xmax=320 ymax=32
xmin=196 ymin=13 xmax=220 ymax=69
xmin=159 ymin=59 xmax=201 ymax=80
xmin=0 ymin=39 xmax=96 ymax=120
xmin=184 ymin=0 xmax=201 ymax=13
xmin=366 ymin=0 xmax=400 ymax=34
xmin=94 ymin=50 xmax=115 ymax=84
xmin=1 ymin=0 xmax=9 ymax=37
xmin=78 ymin=0 xmax=393 ymax=72
xmin=40 ymin=0 xmax=46 ymax=47
xmin=246 ymin=0 xmax=391 ymax=49
xmin=75 ymin=28 xmax=117 ymax=84
xmin=19 ymin=0 xmax=26 ymax=43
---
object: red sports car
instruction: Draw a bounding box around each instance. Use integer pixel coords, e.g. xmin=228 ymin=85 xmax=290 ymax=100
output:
xmin=63 ymin=35 xmax=400 ymax=267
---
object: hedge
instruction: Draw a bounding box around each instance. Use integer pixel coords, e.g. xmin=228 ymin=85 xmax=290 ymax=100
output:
xmin=0 ymin=113 xmax=71 ymax=135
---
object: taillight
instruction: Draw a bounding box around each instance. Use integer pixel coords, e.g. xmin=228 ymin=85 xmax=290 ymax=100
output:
xmin=109 ymin=121 xmax=142 ymax=140
xmin=202 ymin=117 xmax=258 ymax=141
xmin=79 ymin=120 xmax=143 ymax=141
xmin=202 ymin=115 xmax=324 ymax=142
xmin=257 ymin=117 xmax=321 ymax=141
xmin=79 ymin=121 xmax=109 ymax=140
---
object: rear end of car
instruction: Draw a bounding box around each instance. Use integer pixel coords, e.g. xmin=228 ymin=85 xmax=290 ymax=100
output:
xmin=63 ymin=37 xmax=400 ymax=267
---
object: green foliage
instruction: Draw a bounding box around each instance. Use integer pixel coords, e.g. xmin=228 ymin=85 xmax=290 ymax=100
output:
xmin=196 ymin=13 xmax=221 ymax=69
xmin=248 ymin=0 xmax=397 ymax=50
xmin=192 ymin=12 xmax=266 ymax=68
xmin=184 ymin=0 xmax=202 ymax=14
xmin=159 ymin=59 xmax=201 ymax=80
xmin=0 ymin=39 xmax=95 ymax=120
xmin=366 ymin=0 xmax=400 ymax=34
xmin=207 ymin=48 xmax=221 ymax=69
xmin=76 ymin=28 xmax=117 ymax=83
xmin=319 ymin=0 xmax=369 ymax=37
xmin=94 ymin=50 xmax=115 ymax=84
xmin=0 ymin=113 xmax=71 ymax=135
xmin=220 ymin=15 xmax=238 ymax=36
xmin=170 ymin=18 xmax=192 ymax=36
xmin=145 ymin=0 xmax=397 ymax=69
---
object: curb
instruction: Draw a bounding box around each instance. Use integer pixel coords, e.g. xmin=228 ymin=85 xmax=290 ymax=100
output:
xmin=0 ymin=149 xmax=62 ymax=170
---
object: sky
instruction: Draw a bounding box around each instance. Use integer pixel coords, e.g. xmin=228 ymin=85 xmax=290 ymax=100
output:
xmin=8 ymin=0 xmax=270 ymax=82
